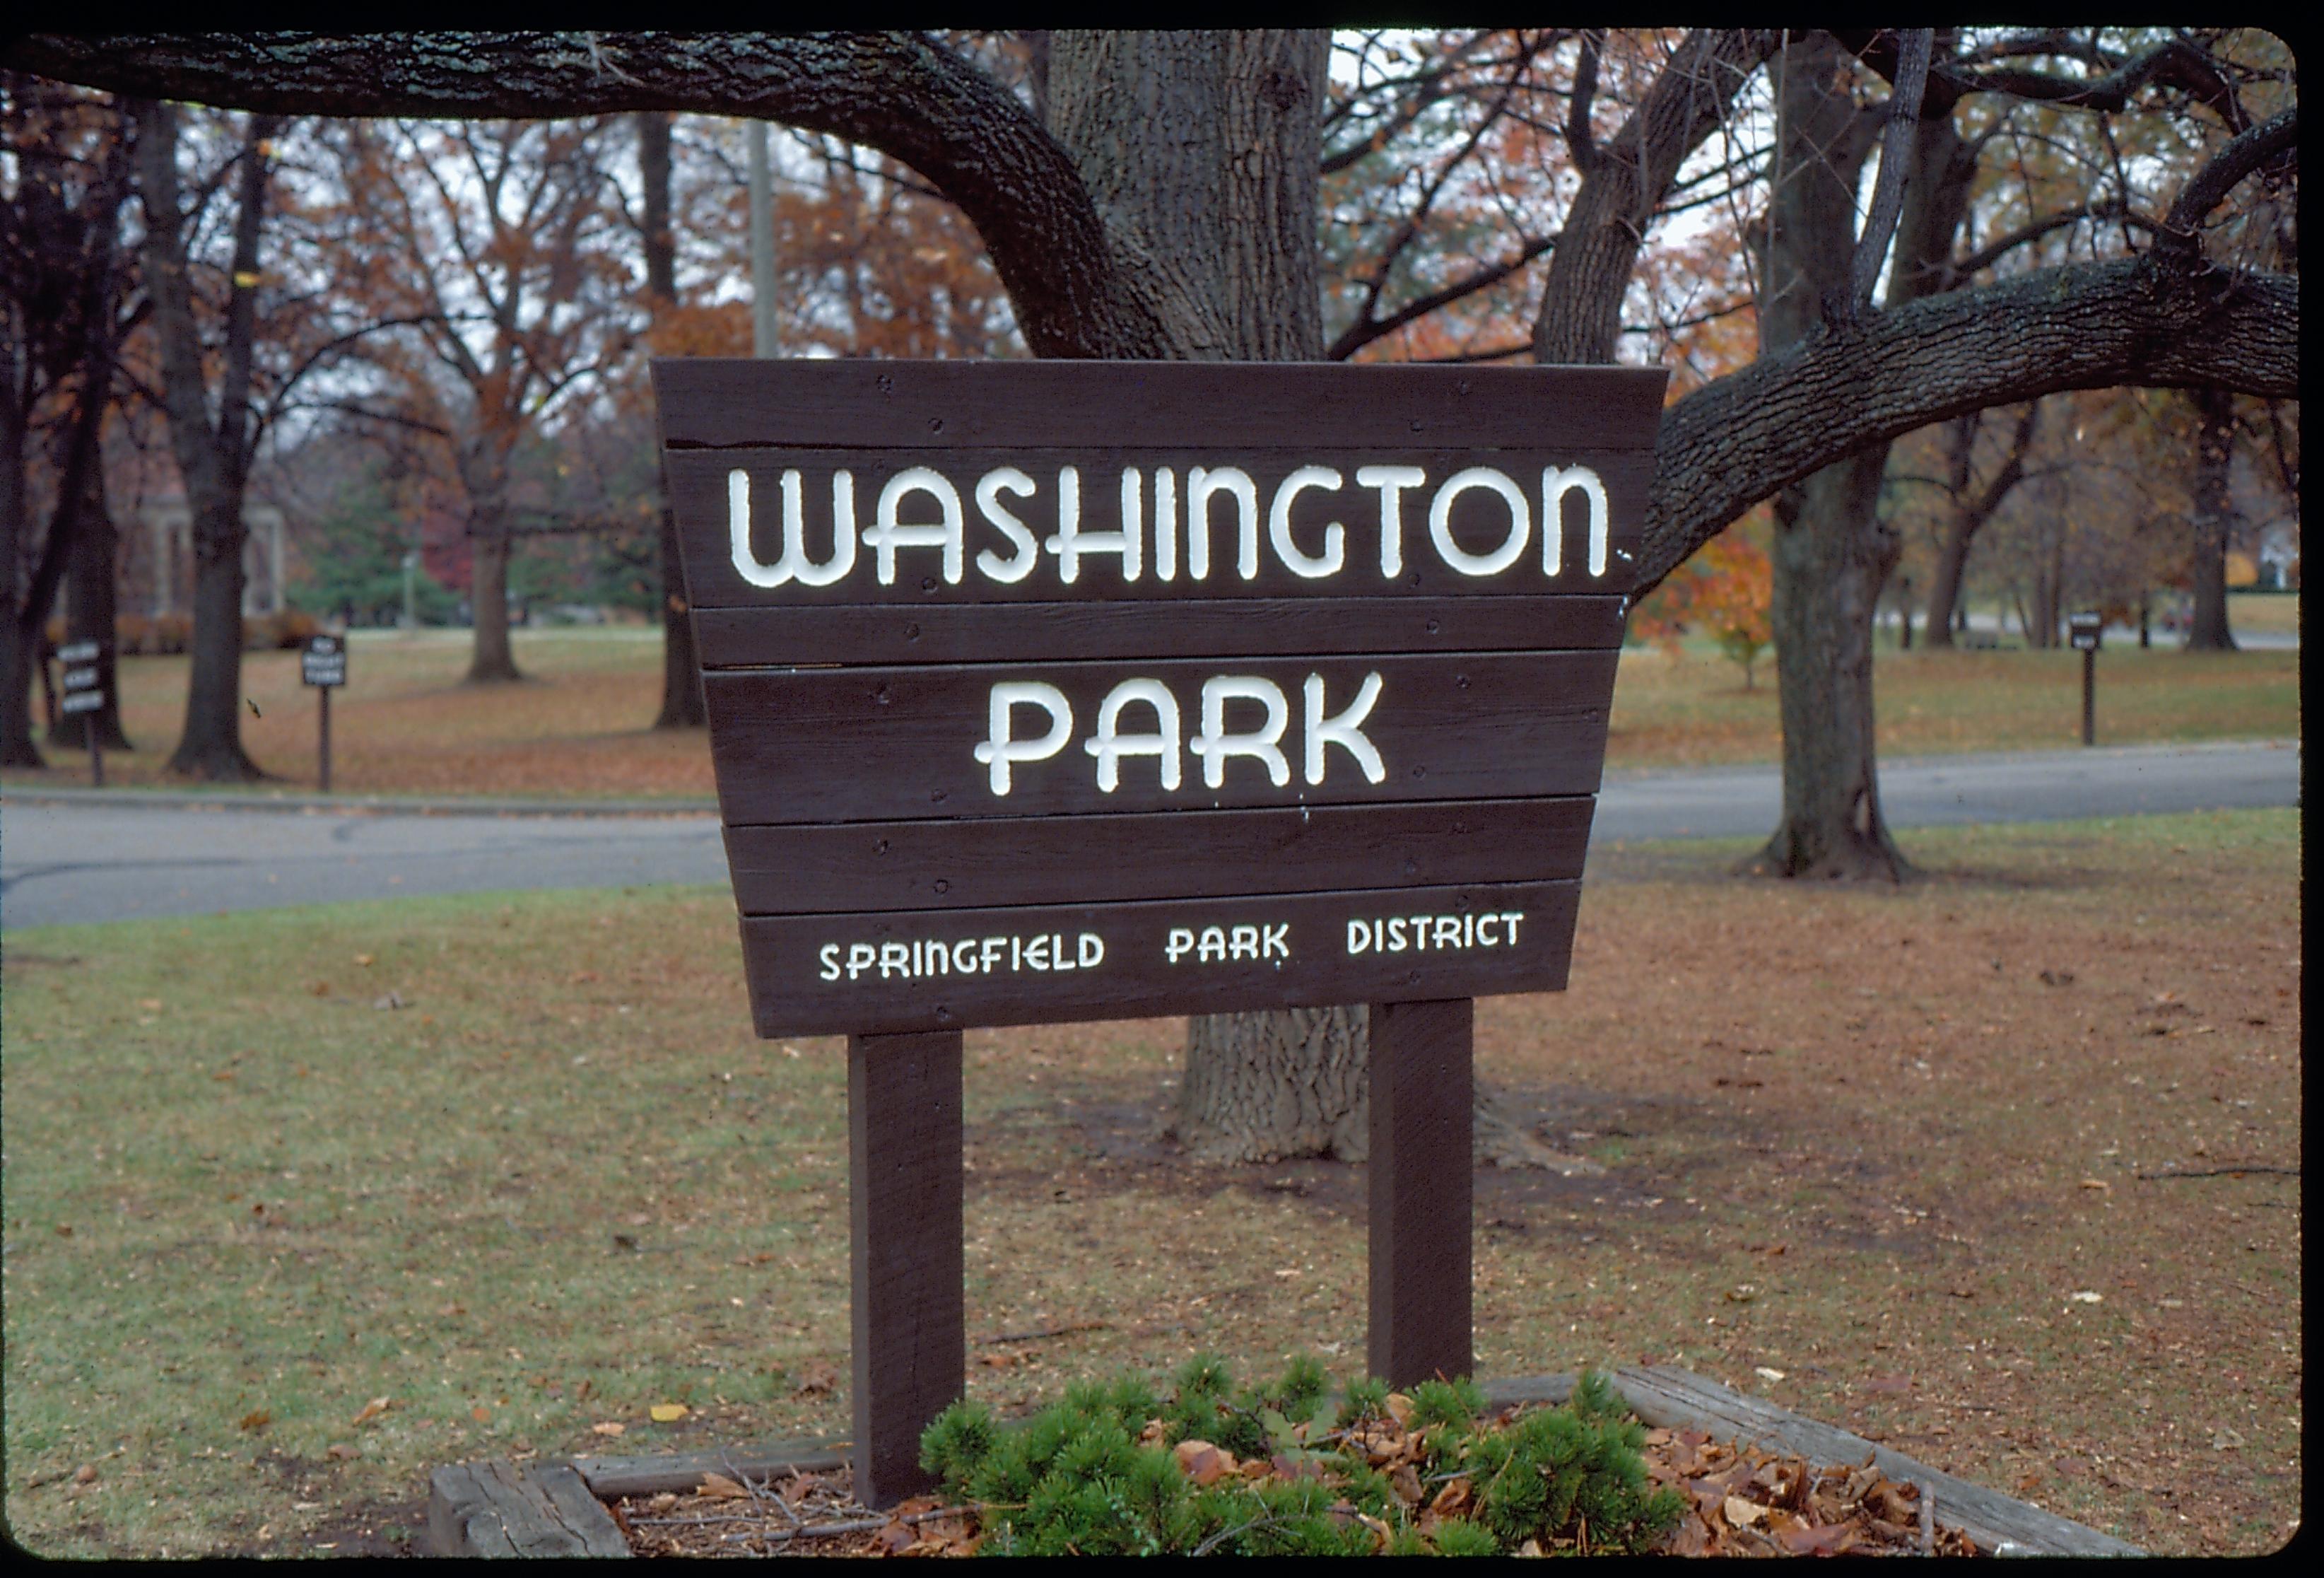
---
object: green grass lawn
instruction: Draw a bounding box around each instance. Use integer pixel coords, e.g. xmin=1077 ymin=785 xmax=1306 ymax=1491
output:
xmin=1607 ymin=643 xmax=2298 ymax=768
xmin=3 ymin=810 xmax=2301 ymax=1556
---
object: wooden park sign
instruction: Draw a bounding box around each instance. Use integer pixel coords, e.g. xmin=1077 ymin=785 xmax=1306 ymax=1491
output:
xmin=654 ymin=359 xmax=1665 ymax=1504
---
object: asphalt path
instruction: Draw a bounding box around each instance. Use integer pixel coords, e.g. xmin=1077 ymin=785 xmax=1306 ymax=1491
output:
xmin=1 ymin=740 xmax=2298 ymax=930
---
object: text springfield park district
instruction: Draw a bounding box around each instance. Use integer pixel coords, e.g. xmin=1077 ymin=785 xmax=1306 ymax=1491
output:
xmin=729 ymin=457 xmax=1616 ymax=797
xmin=816 ymin=909 xmax=1534 ymax=983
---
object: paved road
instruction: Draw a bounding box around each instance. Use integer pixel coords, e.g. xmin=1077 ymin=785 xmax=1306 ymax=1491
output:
xmin=1 ymin=740 xmax=2298 ymax=930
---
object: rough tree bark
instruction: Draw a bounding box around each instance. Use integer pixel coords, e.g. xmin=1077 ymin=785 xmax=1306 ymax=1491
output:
xmin=638 ymin=109 xmax=704 ymax=729
xmin=2185 ymin=386 xmax=2240 ymax=650
xmin=133 ymin=98 xmax=281 ymax=780
xmin=1921 ymin=403 xmax=2039 ymax=648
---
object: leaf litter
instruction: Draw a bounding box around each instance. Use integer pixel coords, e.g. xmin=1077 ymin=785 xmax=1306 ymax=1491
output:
xmin=609 ymin=1404 xmax=1982 ymax=1557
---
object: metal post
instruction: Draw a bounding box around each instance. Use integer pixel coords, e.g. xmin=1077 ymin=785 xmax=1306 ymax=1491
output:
xmin=319 ymin=685 xmax=334 ymax=792
xmin=86 ymin=712 xmax=104 ymax=788
xmin=747 ymin=121 xmax=778 ymax=358
xmin=847 ymin=1029 xmax=963 ymax=1509
xmin=2082 ymin=647 xmax=2095 ymax=747
xmin=1368 ymin=998 xmax=1474 ymax=1386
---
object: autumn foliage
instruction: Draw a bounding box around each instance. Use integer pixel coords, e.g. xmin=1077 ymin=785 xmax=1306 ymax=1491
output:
xmin=1627 ymin=515 xmax=1775 ymax=687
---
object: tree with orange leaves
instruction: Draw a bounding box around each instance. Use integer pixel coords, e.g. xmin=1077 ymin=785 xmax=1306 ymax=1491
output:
xmin=1629 ymin=514 xmax=1775 ymax=689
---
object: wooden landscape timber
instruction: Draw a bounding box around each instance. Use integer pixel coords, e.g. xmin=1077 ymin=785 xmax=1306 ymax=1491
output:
xmin=424 ymin=1367 xmax=2142 ymax=1557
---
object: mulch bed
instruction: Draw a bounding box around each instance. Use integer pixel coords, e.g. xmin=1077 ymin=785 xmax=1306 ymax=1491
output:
xmin=607 ymin=1402 xmax=1980 ymax=1557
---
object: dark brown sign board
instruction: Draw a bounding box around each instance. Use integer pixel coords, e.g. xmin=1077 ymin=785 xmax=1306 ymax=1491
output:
xmin=654 ymin=358 xmax=1665 ymax=1505
xmin=301 ymin=632 xmax=348 ymax=686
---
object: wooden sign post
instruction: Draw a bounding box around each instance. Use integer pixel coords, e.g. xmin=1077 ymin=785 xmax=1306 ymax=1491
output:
xmin=302 ymin=632 xmax=348 ymax=790
xmin=57 ymin=638 xmax=107 ymax=787
xmin=2068 ymin=612 xmax=2101 ymax=746
xmin=655 ymin=360 xmax=1663 ymax=1507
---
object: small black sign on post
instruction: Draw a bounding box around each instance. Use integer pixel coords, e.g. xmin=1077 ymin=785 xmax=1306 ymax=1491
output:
xmin=2068 ymin=612 xmax=2102 ymax=746
xmin=57 ymin=638 xmax=107 ymax=787
xmin=655 ymin=358 xmax=1664 ymax=1507
xmin=301 ymin=633 xmax=348 ymax=790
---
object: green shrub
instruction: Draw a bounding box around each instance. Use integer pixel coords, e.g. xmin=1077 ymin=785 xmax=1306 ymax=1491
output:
xmin=920 ymin=1361 xmax=1679 ymax=1557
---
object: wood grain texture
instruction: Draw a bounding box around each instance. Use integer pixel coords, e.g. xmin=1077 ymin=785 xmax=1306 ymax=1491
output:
xmin=724 ymin=797 xmax=1594 ymax=916
xmin=1607 ymin=1365 xmax=2144 ymax=1557
xmin=1368 ymin=999 xmax=1474 ymax=1388
xmin=704 ymin=651 xmax=1617 ymax=826
xmin=654 ymin=359 xmax=1669 ymax=451
xmin=693 ymin=595 xmax=1626 ymax=668
xmin=667 ymin=448 xmax=1651 ymax=608
xmin=569 ymin=1438 xmax=850 ymax=1501
xmin=427 ymin=1459 xmax=630 ymax=1558
xmin=849 ymin=1031 xmax=963 ymax=1509
xmin=739 ymin=880 xmax=1575 ymax=1038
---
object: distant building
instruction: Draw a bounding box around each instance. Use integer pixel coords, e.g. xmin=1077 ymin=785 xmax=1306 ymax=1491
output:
xmin=133 ymin=498 xmax=290 ymax=616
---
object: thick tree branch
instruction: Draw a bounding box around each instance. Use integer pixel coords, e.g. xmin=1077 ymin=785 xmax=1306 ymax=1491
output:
xmin=1639 ymin=252 xmax=2299 ymax=595
xmin=1845 ymin=28 xmax=1931 ymax=317
xmin=1532 ymin=28 xmax=1781 ymax=363
xmin=2162 ymin=106 xmax=2297 ymax=239
xmin=1841 ymin=30 xmax=2250 ymax=128
xmin=5 ymin=30 xmax=1170 ymax=358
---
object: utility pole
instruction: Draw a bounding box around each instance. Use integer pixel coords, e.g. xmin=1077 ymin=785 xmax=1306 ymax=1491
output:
xmin=747 ymin=121 xmax=778 ymax=357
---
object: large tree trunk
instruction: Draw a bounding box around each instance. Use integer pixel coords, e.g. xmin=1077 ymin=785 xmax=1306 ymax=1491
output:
xmin=2 ymin=335 xmax=47 ymax=769
xmin=638 ymin=109 xmax=704 ymax=729
xmin=464 ymin=511 xmax=522 ymax=684
xmin=169 ymin=494 xmax=257 ymax=777
xmin=1751 ymin=449 xmax=1909 ymax=878
xmin=1745 ymin=33 xmax=1911 ymax=881
xmin=54 ymin=455 xmax=132 ymax=751
xmin=136 ymin=98 xmax=275 ymax=781
xmin=2185 ymin=386 xmax=2238 ymax=650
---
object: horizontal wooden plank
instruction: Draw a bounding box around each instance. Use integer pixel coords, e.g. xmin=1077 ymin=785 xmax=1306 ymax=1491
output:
xmin=653 ymin=358 xmax=1668 ymax=452
xmin=736 ymin=879 xmax=1578 ymax=1037
xmin=667 ymin=448 xmax=1653 ymax=607
xmin=693 ymin=595 xmax=1626 ymax=668
xmin=1609 ymin=1366 xmax=2143 ymax=1557
xmin=703 ymin=651 xmax=1617 ymax=825
xmin=570 ymin=1438 xmax=850 ymax=1501
xmin=724 ymin=796 xmax=1593 ymax=916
